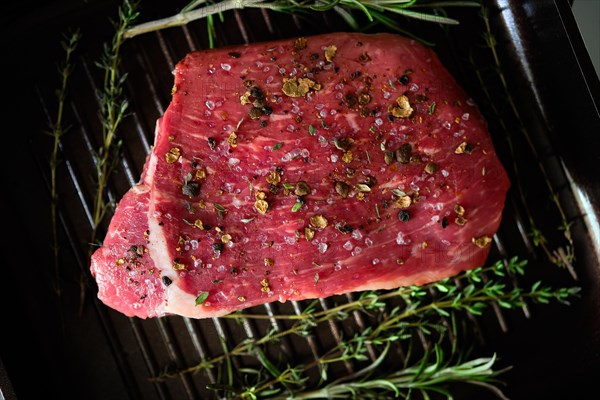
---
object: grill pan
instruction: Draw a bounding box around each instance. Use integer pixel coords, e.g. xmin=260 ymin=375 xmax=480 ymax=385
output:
xmin=1 ymin=0 xmax=599 ymax=399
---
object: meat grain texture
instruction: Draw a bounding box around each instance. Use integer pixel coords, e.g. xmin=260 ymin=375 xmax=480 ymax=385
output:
xmin=91 ymin=32 xmax=510 ymax=319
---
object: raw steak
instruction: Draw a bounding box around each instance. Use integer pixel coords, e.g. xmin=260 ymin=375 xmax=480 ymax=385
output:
xmin=90 ymin=32 xmax=510 ymax=319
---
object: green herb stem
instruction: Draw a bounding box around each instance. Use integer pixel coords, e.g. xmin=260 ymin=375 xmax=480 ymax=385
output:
xmin=124 ymin=0 xmax=479 ymax=39
xmin=50 ymin=29 xmax=81 ymax=299
xmin=154 ymin=257 xmax=578 ymax=384
xmin=84 ymin=0 xmax=139 ymax=314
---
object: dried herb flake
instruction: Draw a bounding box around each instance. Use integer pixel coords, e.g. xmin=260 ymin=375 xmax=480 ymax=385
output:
xmin=195 ymin=291 xmax=209 ymax=306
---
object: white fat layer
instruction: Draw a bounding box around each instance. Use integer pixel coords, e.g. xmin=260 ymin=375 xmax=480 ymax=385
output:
xmin=158 ymin=285 xmax=235 ymax=318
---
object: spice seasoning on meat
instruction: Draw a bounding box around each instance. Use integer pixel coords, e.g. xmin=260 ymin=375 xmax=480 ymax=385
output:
xmin=395 ymin=195 xmax=412 ymax=209
xmin=334 ymin=181 xmax=350 ymax=198
xmin=90 ymin=32 xmax=511 ymax=320
xmin=472 ymin=235 xmax=492 ymax=248
xmin=165 ymin=147 xmax=181 ymax=163
xmin=254 ymin=191 xmax=269 ymax=215
xmin=310 ymin=214 xmax=328 ymax=229
xmin=455 ymin=141 xmax=474 ymax=155
xmin=282 ymin=77 xmax=321 ymax=98
xmin=324 ymin=45 xmax=337 ymax=62
xmin=389 ymin=95 xmax=414 ymax=118
xmin=304 ymin=227 xmax=315 ymax=242
xmin=195 ymin=291 xmax=209 ymax=306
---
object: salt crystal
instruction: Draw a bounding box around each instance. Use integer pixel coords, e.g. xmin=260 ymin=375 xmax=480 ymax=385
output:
xmin=396 ymin=232 xmax=407 ymax=245
xmin=351 ymin=247 xmax=362 ymax=256
xmin=318 ymin=243 xmax=329 ymax=254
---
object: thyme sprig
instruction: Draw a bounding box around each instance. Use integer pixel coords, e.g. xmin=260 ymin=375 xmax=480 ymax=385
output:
xmin=84 ymin=0 xmax=139 ymax=311
xmin=154 ymin=257 xmax=579 ymax=398
xmin=89 ymin=0 xmax=139 ymax=248
xmin=49 ymin=29 xmax=81 ymax=299
xmin=124 ymin=0 xmax=479 ymax=40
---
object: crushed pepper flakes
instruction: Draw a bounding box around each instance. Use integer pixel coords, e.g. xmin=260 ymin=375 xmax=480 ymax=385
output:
xmin=294 ymin=37 xmax=307 ymax=50
xmin=454 ymin=204 xmax=465 ymax=216
xmin=173 ymin=261 xmax=186 ymax=270
xmin=193 ymin=219 xmax=204 ymax=229
xmin=334 ymin=181 xmax=350 ymax=198
xmin=195 ymin=169 xmax=206 ymax=180
xmin=221 ymin=234 xmax=232 ymax=244
xmin=266 ymin=170 xmax=281 ymax=185
xmin=324 ymin=45 xmax=337 ymax=62
xmin=424 ymin=162 xmax=438 ymax=174
xmin=165 ymin=147 xmax=181 ymax=163
xmin=227 ymin=132 xmax=238 ymax=147
xmin=310 ymin=214 xmax=328 ymax=229
xmin=260 ymin=278 xmax=271 ymax=293
xmin=115 ymin=258 xmax=126 ymax=266
xmin=454 ymin=141 xmax=474 ymax=155
xmin=395 ymin=195 xmax=412 ymax=209
xmin=358 ymin=93 xmax=371 ymax=105
xmin=341 ymin=150 xmax=354 ymax=163
xmin=240 ymin=91 xmax=251 ymax=105
xmin=388 ymin=95 xmax=414 ymax=118
xmin=294 ymin=181 xmax=311 ymax=196
xmin=472 ymin=235 xmax=492 ymax=248
xmin=254 ymin=191 xmax=269 ymax=214
xmin=282 ymin=77 xmax=321 ymax=98
xmin=305 ymin=227 xmax=315 ymax=241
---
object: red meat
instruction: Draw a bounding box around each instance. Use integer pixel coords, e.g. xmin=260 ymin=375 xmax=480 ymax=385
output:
xmin=90 ymin=32 xmax=510 ymax=318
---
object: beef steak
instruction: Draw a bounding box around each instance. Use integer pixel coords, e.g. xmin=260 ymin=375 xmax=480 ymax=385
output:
xmin=90 ymin=32 xmax=510 ymax=319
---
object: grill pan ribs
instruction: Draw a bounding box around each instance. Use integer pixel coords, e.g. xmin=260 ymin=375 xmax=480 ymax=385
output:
xmin=90 ymin=32 xmax=510 ymax=318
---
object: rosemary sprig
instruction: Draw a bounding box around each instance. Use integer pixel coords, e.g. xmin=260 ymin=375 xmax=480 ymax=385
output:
xmin=49 ymin=29 xmax=81 ymax=299
xmin=273 ymin=346 xmax=510 ymax=400
xmin=154 ymin=256 xmax=579 ymax=398
xmin=123 ymin=0 xmax=479 ymax=39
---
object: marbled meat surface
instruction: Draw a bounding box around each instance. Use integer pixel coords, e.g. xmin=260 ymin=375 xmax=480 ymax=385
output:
xmin=90 ymin=32 xmax=510 ymax=318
